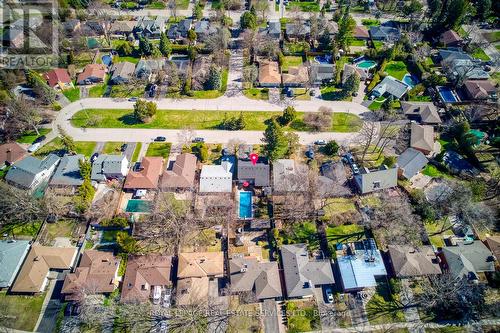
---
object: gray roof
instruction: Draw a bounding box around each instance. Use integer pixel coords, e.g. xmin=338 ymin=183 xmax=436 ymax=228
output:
xmin=410 ymin=123 xmax=435 ymax=153
xmin=91 ymin=154 xmax=128 ymax=182
xmin=167 ymin=19 xmax=192 ymax=39
xmin=0 ymin=240 xmax=31 ymax=288
xmin=50 ymin=154 xmax=84 ymax=186
xmin=273 ymin=159 xmax=309 ymax=192
xmin=194 ymin=21 xmax=216 ymax=35
xmin=259 ymin=21 xmax=281 ymax=38
xmin=439 ymin=49 xmax=472 ymax=62
xmin=5 ymin=154 xmax=60 ymax=189
xmin=369 ymin=26 xmax=401 ymax=41
xmin=237 ymin=159 xmax=270 ymax=187
xmin=448 ymin=59 xmax=490 ymax=80
xmin=442 ymin=241 xmax=495 ymax=279
xmin=286 ymin=23 xmax=311 ymax=36
xmin=397 ymin=148 xmax=428 ymax=179
xmin=388 ymin=245 xmax=441 ymax=277
xmin=135 ymin=59 xmax=164 ymax=78
xmin=372 ymin=75 xmax=409 ymax=99
xmin=354 ymin=165 xmax=398 ymax=194
xmin=281 ymin=244 xmax=334 ymax=298
xmin=442 ymin=150 xmax=479 ymax=176
xmin=110 ymin=61 xmax=136 ymax=83
xmin=229 ymin=256 xmax=282 ymax=300
xmin=135 ymin=16 xmax=165 ymax=35
xmin=310 ymin=64 xmax=334 ymax=83
xmin=401 ymin=101 xmax=442 ymax=124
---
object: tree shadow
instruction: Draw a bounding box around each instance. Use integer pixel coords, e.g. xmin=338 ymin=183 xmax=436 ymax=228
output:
xmin=118 ymin=113 xmax=142 ymax=126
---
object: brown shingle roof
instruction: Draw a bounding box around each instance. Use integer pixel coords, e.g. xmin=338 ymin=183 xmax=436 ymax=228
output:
xmin=388 ymin=245 xmax=441 ymax=277
xmin=410 ymin=123 xmax=435 ymax=153
xmin=77 ymin=64 xmax=106 ymax=83
xmin=282 ymin=66 xmax=309 ymax=85
xmin=11 ymin=245 xmax=77 ymax=293
xmin=160 ymin=153 xmax=197 ymax=189
xmin=177 ymin=252 xmax=224 ymax=279
xmin=43 ymin=68 xmax=71 ymax=87
xmin=0 ymin=142 xmax=26 ymax=166
xmin=401 ymin=101 xmax=442 ymax=124
xmin=258 ymin=61 xmax=281 ymax=85
xmin=485 ymin=236 xmax=500 ymax=263
xmin=62 ymin=250 xmax=120 ymax=300
xmin=123 ymin=157 xmax=163 ymax=189
xmin=353 ymin=26 xmax=369 ymax=39
xmin=440 ymin=30 xmax=462 ymax=46
xmin=463 ymin=80 xmax=496 ymax=100
xmin=176 ymin=276 xmax=209 ymax=305
xmin=121 ymin=254 xmax=172 ymax=303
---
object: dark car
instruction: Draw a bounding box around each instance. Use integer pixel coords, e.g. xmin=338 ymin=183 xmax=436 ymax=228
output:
xmin=154 ymin=136 xmax=166 ymax=142
xmin=90 ymin=152 xmax=99 ymax=163
xmin=192 ymin=137 xmax=204 ymax=143
xmin=72 ymin=303 xmax=81 ymax=316
xmin=64 ymin=303 xmax=73 ymax=316
xmin=33 ymin=135 xmax=46 ymax=144
xmin=120 ymin=143 xmax=128 ymax=152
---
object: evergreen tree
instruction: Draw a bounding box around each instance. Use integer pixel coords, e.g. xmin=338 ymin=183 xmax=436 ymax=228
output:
xmin=278 ymin=106 xmax=297 ymax=126
xmin=262 ymin=117 xmax=288 ymax=161
xmin=138 ymin=36 xmax=152 ymax=56
xmin=205 ymin=65 xmax=222 ymax=90
xmin=159 ymin=32 xmax=172 ymax=57
xmin=240 ymin=11 xmax=257 ymax=30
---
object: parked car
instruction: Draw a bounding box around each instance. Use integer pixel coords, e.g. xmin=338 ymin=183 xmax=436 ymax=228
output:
xmin=154 ymin=136 xmax=166 ymax=142
xmin=33 ymin=135 xmax=46 ymax=144
xmin=310 ymin=90 xmax=316 ymax=96
xmin=314 ymin=140 xmax=326 ymax=145
xmin=325 ymin=287 xmax=334 ymax=303
xmin=159 ymin=321 xmax=168 ymax=333
xmin=128 ymin=97 xmax=138 ymax=102
xmin=352 ymin=164 xmax=360 ymax=175
xmin=120 ymin=143 xmax=128 ymax=152
xmin=27 ymin=142 xmax=41 ymax=153
xmin=305 ymin=149 xmax=315 ymax=159
xmin=192 ymin=137 xmax=204 ymax=143
xmin=90 ymin=152 xmax=99 ymax=163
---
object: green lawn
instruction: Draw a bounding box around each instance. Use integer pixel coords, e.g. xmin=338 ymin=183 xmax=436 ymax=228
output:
xmin=361 ymin=18 xmax=381 ymax=26
xmin=176 ymin=0 xmax=190 ymax=9
xmin=89 ymin=83 xmax=108 ymax=97
xmin=384 ymin=61 xmax=408 ymax=80
xmin=146 ymin=142 xmax=171 ymax=158
xmin=101 ymin=230 xmax=120 ymax=243
xmin=34 ymin=138 xmax=96 ymax=157
xmin=0 ymin=292 xmax=46 ymax=331
xmin=325 ymin=223 xmax=365 ymax=244
xmin=147 ymin=1 xmax=165 ymax=8
xmin=71 ymin=109 xmax=364 ymax=133
xmin=16 ymin=128 xmax=52 ymax=144
xmin=285 ymin=300 xmax=320 ymax=333
xmin=279 ymin=221 xmax=319 ymax=250
xmin=0 ymin=221 xmax=42 ymax=239
xmin=291 ymin=88 xmax=311 ymax=101
xmin=424 ymin=219 xmax=454 ymax=248
xmin=483 ymin=31 xmax=500 ymax=43
xmin=287 ymin=1 xmax=320 ymax=12
xmin=284 ymin=41 xmax=310 ymax=54
xmin=243 ymin=88 xmax=269 ymax=100
xmin=282 ymin=56 xmax=303 ymax=71
xmin=470 ymin=48 xmax=491 ymax=61
xmin=321 ymin=86 xmax=351 ymax=101
xmin=102 ymin=141 xmax=125 ymax=154
xmin=131 ymin=142 xmax=142 ymax=162
xmin=323 ymin=197 xmax=357 ymax=216
xmin=366 ymin=281 xmax=406 ymax=324
xmin=349 ymin=38 xmax=366 ymax=46
xmin=62 ymin=87 xmax=80 ymax=102
xmin=191 ymin=90 xmax=223 ymax=99
xmin=109 ymin=85 xmax=144 ymax=98
xmin=114 ymin=56 xmax=140 ymax=64
xmin=491 ymin=72 xmax=500 ymax=85
xmin=422 ymin=164 xmax=449 ymax=178
xmin=373 ymin=41 xmax=384 ymax=51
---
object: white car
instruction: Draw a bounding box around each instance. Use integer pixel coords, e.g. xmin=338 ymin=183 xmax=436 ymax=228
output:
xmin=28 ymin=142 xmax=41 ymax=153
xmin=325 ymin=287 xmax=334 ymax=303
xmin=314 ymin=140 xmax=327 ymax=145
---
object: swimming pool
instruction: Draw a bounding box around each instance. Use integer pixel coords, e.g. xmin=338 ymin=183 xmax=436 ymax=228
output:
xmin=437 ymin=86 xmax=460 ymax=103
xmin=101 ymin=55 xmax=112 ymax=67
xmin=239 ymin=191 xmax=252 ymax=219
xmin=126 ymin=200 xmax=152 ymax=213
xmin=402 ymin=74 xmax=418 ymax=88
xmin=356 ymin=60 xmax=377 ymax=69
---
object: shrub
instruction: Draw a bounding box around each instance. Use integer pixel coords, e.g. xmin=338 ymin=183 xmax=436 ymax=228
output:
xmin=323 ymin=140 xmax=339 ymax=156
xmin=278 ymin=106 xmax=297 ymax=126
xmin=133 ymin=99 xmax=157 ymax=123
xmin=100 ymin=216 xmax=129 ymax=228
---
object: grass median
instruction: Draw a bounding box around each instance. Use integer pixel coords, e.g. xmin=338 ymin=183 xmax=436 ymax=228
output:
xmin=71 ymin=109 xmax=363 ymax=133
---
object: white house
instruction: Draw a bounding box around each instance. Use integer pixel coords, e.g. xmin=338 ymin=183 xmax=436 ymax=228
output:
xmin=5 ymin=154 xmax=60 ymax=190
xmin=91 ymin=155 xmax=129 ymax=182
xmin=199 ymin=161 xmax=233 ymax=193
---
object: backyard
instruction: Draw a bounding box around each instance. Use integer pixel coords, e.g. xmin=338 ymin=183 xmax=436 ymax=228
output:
xmin=384 ymin=61 xmax=408 ymax=80
xmin=228 ymin=298 xmax=262 ymax=333
xmin=0 ymin=292 xmax=46 ymax=331
xmin=282 ymin=56 xmax=304 ymax=71
xmin=278 ymin=221 xmax=319 ymax=251
xmin=424 ymin=218 xmax=454 ymax=247
xmin=325 ymin=223 xmax=366 ymax=245
xmin=0 ymin=221 xmax=42 ymax=239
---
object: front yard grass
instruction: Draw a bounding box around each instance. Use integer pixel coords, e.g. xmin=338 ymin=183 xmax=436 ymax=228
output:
xmin=366 ymin=280 xmax=406 ymax=324
xmin=102 ymin=141 xmax=125 ymax=155
xmin=89 ymin=83 xmax=108 ymax=97
xmin=243 ymin=88 xmax=269 ymax=100
xmin=292 ymin=88 xmax=311 ymax=100
xmin=228 ymin=298 xmax=262 ymax=333
xmin=282 ymin=56 xmax=303 ymax=71
xmin=470 ymin=47 xmax=491 ymax=61
xmin=0 ymin=291 xmax=46 ymax=331
xmin=109 ymin=85 xmax=144 ymax=98
xmin=16 ymin=128 xmax=52 ymax=144
xmin=321 ymin=86 xmax=349 ymax=101
xmin=361 ymin=18 xmax=381 ymax=26
xmin=287 ymin=1 xmax=320 ymax=12
xmin=62 ymin=87 xmax=80 ymax=102
xmin=349 ymin=38 xmax=366 ymax=46
xmin=384 ymin=61 xmax=408 ymax=80
xmin=331 ymin=112 xmax=363 ymax=132
xmin=483 ymin=31 xmax=500 ymax=43
xmin=34 ymin=138 xmax=96 ymax=157
xmin=285 ymin=300 xmax=321 ymax=333
xmin=145 ymin=142 xmax=171 ymax=158
xmin=131 ymin=142 xmax=142 ymax=162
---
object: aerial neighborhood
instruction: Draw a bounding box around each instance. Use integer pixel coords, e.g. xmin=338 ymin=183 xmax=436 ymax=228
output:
xmin=0 ymin=0 xmax=499 ymax=332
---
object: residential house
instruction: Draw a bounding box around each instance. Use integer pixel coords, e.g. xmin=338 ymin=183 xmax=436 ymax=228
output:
xmin=5 ymin=154 xmax=60 ymax=190
xmin=123 ymin=157 xmax=163 ymax=190
xmin=438 ymin=48 xmax=472 ymax=63
xmin=442 ymin=150 xmax=479 ymax=177
xmin=371 ymin=75 xmax=409 ymax=99
xmin=229 ymin=256 xmax=282 ymax=300
xmin=258 ymin=61 xmax=281 ymax=87
xmin=194 ymin=21 xmax=216 ymax=41
xmin=167 ymin=19 xmax=192 ymax=40
xmin=273 ymin=159 xmax=309 ymax=192
xmin=281 ymin=244 xmax=334 ymax=298
xmin=342 ymin=64 xmax=369 ymax=84
xmin=84 ymin=21 xmax=107 ymax=36
xmin=484 ymin=236 xmax=500 ymax=266
xmin=168 ymin=56 xmax=190 ymax=77
xmin=401 ymin=101 xmax=442 ymax=125
xmin=410 ymin=123 xmax=437 ymax=155
xmin=191 ymin=56 xmax=212 ymax=90
xmin=77 ymin=64 xmax=107 ymax=85
xmin=62 ymin=250 xmax=120 ymax=301
xmin=199 ymin=161 xmax=233 ymax=193
xmin=135 ymin=59 xmax=165 ymax=81
xmin=43 ymin=68 xmax=72 ymax=90
xmin=397 ymin=148 xmax=428 ymax=180
xmin=441 ymin=57 xmax=490 ymax=81
xmin=176 ymin=252 xmax=224 ymax=305
xmin=285 ymin=22 xmax=311 ymax=40
xmin=319 ymin=161 xmax=350 ymax=196
xmin=387 ymin=245 xmax=441 ymax=278
xmin=0 ymin=240 xmax=30 ymax=289
xmin=0 ymin=142 xmax=26 ymax=168
xmin=369 ymin=26 xmax=401 ymax=42
xmin=337 ymin=239 xmax=387 ymax=291
xmin=462 ymin=80 xmax=497 ymax=101
xmin=63 ymin=19 xmax=82 ymax=34
xmin=310 ymin=63 xmax=334 ymax=85
xmin=259 ymin=20 xmax=281 ymax=39
xmin=110 ymin=21 xmax=136 ymax=37
xmin=282 ymin=66 xmax=310 ymax=87
xmin=121 ymin=254 xmax=173 ymax=303
xmin=91 ymin=154 xmax=129 ymax=182
xmin=440 ymin=240 xmax=495 ymax=280
xmin=11 ymin=245 xmax=77 ymax=293
xmin=160 ymin=153 xmax=197 ymax=191
xmin=49 ymin=154 xmax=85 ymax=188
xmin=237 ymin=158 xmax=270 ymax=187
xmin=440 ymin=30 xmax=463 ymax=47
xmin=353 ymin=26 xmax=370 ymax=40
xmin=354 ymin=165 xmax=397 ymax=194
xmin=109 ymin=61 xmax=136 ymax=85
xmin=134 ymin=16 xmax=165 ymax=39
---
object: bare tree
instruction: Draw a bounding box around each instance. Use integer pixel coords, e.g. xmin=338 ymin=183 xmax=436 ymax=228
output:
xmin=303 ymin=106 xmax=333 ymax=132
xmin=354 ymin=121 xmax=378 ymax=164
xmin=254 ymin=0 xmax=270 ymax=23
xmin=256 ymin=35 xmax=280 ymax=60
xmin=167 ymin=0 xmax=178 ymax=18
xmin=206 ymin=27 xmax=231 ymax=66
xmin=242 ymin=64 xmax=258 ymax=87
xmin=177 ymin=127 xmax=196 ymax=146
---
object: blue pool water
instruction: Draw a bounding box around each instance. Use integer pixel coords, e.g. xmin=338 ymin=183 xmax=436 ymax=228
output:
xmin=101 ymin=55 xmax=112 ymax=67
xmin=356 ymin=60 xmax=377 ymax=69
xmin=126 ymin=200 xmax=152 ymax=213
xmin=437 ymin=86 xmax=459 ymax=103
xmin=239 ymin=191 xmax=252 ymax=219
xmin=402 ymin=74 xmax=418 ymax=88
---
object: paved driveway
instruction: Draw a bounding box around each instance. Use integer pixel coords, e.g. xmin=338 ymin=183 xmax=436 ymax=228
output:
xmin=262 ymin=299 xmax=280 ymax=333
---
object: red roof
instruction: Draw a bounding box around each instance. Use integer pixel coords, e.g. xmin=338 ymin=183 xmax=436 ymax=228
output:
xmin=440 ymin=30 xmax=462 ymax=46
xmin=123 ymin=157 xmax=163 ymax=189
xmin=44 ymin=68 xmax=71 ymax=87
xmin=353 ymin=26 xmax=369 ymax=39
xmin=77 ymin=64 xmax=106 ymax=83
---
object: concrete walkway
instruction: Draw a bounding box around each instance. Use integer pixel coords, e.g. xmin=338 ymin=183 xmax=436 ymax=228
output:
xmin=401 ymin=279 xmax=424 ymax=333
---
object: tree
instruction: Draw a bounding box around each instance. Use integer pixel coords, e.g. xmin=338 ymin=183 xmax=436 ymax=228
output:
xmin=168 ymin=0 xmax=177 ymax=17
xmin=133 ymin=99 xmax=157 ymax=123
xmin=117 ymin=41 xmax=133 ymax=56
xmin=242 ymin=64 xmax=258 ymax=87
xmin=254 ymin=0 xmax=270 ymax=22
xmin=278 ymin=106 xmax=297 ymax=126
xmin=58 ymin=126 xmax=77 ymax=154
xmin=240 ymin=11 xmax=257 ymax=30
xmin=262 ymin=118 xmax=288 ymax=161
xmin=187 ymin=29 xmax=197 ymax=44
xmin=476 ymin=0 xmax=492 ymax=21
xmin=303 ymin=107 xmax=332 ymax=132
xmin=285 ymin=132 xmax=300 ymax=158
xmin=323 ymin=140 xmax=339 ymax=156
xmin=356 ymin=121 xmax=378 ymax=164
xmin=382 ymin=155 xmax=397 ymax=167
xmin=138 ymin=36 xmax=152 ymax=56
xmin=193 ymin=1 xmax=203 ymax=20
xmin=335 ymin=9 xmax=356 ymax=50
xmin=117 ymin=231 xmax=139 ymax=253
xmin=159 ymin=32 xmax=172 ymax=57
xmin=25 ymin=70 xmax=55 ymax=104
xmin=206 ymin=27 xmax=230 ymax=66
xmin=402 ymin=0 xmax=424 ymax=23
xmin=6 ymin=96 xmax=42 ymax=136
xmin=342 ymin=72 xmax=360 ymax=98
